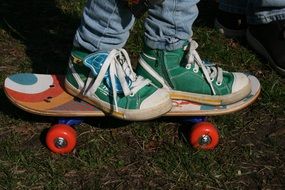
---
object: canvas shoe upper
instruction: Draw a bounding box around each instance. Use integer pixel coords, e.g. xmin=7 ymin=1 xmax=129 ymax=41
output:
xmin=65 ymin=48 xmax=172 ymax=120
xmin=136 ymin=40 xmax=251 ymax=105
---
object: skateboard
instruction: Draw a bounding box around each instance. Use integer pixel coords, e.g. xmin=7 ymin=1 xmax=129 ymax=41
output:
xmin=4 ymin=73 xmax=261 ymax=153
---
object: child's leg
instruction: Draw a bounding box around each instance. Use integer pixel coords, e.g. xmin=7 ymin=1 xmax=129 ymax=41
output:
xmin=73 ymin=0 xmax=135 ymax=52
xmin=144 ymin=0 xmax=199 ymax=50
xmin=136 ymin=0 xmax=251 ymax=106
xmin=65 ymin=0 xmax=172 ymax=120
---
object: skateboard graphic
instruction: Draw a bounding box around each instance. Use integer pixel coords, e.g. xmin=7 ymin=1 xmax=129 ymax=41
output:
xmin=4 ymin=73 xmax=261 ymax=153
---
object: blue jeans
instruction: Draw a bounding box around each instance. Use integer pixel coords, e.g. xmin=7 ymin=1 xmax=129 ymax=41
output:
xmin=73 ymin=0 xmax=199 ymax=52
xmin=219 ymin=0 xmax=285 ymax=24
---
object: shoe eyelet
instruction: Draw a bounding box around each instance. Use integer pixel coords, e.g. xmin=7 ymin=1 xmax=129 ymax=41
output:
xmin=210 ymin=78 xmax=214 ymax=82
xmin=216 ymin=81 xmax=222 ymax=86
xmin=186 ymin=64 xmax=191 ymax=70
xmin=130 ymin=92 xmax=135 ymax=97
xmin=193 ymin=68 xmax=199 ymax=73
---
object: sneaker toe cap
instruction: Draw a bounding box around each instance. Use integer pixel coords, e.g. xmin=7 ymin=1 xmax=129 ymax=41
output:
xmin=140 ymin=89 xmax=171 ymax=110
xmin=231 ymin=73 xmax=251 ymax=94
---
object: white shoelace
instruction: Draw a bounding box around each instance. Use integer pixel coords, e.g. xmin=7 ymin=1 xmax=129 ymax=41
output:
xmin=83 ymin=49 xmax=151 ymax=111
xmin=185 ymin=40 xmax=224 ymax=95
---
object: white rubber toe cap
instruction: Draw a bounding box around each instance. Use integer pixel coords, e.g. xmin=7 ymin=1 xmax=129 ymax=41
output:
xmin=140 ymin=88 xmax=171 ymax=110
xmin=232 ymin=73 xmax=251 ymax=94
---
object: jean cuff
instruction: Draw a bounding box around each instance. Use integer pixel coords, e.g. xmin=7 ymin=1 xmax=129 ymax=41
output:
xmin=247 ymin=12 xmax=285 ymax=25
xmin=144 ymin=36 xmax=188 ymax=51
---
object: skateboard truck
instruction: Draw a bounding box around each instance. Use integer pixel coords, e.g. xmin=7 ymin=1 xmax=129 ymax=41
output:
xmin=126 ymin=0 xmax=165 ymax=18
xmin=58 ymin=118 xmax=83 ymax=126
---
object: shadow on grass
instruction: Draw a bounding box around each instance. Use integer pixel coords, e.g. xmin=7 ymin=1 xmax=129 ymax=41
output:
xmin=1 ymin=0 xmax=81 ymax=74
xmin=196 ymin=0 xmax=219 ymax=28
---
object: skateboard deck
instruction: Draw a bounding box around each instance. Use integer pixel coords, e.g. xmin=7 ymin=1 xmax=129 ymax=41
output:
xmin=4 ymin=73 xmax=260 ymax=117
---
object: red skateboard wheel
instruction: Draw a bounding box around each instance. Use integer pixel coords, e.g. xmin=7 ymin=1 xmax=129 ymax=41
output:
xmin=46 ymin=124 xmax=77 ymax=154
xmin=189 ymin=122 xmax=219 ymax=150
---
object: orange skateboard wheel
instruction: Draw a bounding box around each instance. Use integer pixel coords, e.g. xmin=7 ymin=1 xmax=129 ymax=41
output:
xmin=189 ymin=122 xmax=219 ymax=150
xmin=46 ymin=124 xmax=77 ymax=154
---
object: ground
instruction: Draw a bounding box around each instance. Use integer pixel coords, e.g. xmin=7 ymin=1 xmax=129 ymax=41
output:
xmin=0 ymin=0 xmax=284 ymax=189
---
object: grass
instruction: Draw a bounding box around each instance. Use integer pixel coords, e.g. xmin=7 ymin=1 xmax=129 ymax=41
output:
xmin=0 ymin=0 xmax=284 ymax=189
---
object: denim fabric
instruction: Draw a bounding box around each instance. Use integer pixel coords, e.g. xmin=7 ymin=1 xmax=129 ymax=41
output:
xmin=73 ymin=0 xmax=135 ymax=52
xmin=219 ymin=0 xmax=285 ymax=24
xmin=73 ymin=0 xmax=199 ymax=52
xmin=144 ymin=0 xmax=199 ymax=50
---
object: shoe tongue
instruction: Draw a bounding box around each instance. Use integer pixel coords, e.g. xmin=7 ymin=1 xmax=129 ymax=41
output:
xmin=84 ymin=52 xmax=109 ymax=76
xmin=84 ymin=51 xmax=133 ymax=94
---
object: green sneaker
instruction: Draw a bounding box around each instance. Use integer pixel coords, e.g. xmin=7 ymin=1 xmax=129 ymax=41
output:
xmin=65 ymin=48 xmax=172 ymax=120
xmin=136 ymin=40 xmax=251 ymax=105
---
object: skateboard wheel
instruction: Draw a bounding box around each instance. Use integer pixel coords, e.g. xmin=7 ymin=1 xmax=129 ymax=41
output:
xmin=46 ymin=124 xmax=77 ymax=154
xmin=189 ymin=122 xmax=219 ymax=150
